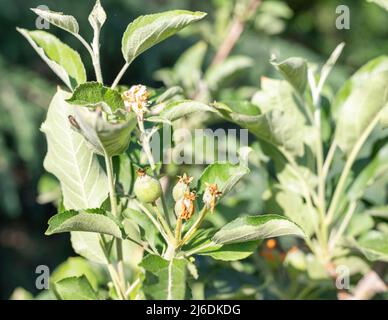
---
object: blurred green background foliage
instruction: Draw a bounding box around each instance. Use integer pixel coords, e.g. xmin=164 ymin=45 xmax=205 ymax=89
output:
xmin=1 ymin=0 xmax=387 ymax=299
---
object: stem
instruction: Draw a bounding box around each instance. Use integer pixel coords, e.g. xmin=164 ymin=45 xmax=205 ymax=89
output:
xmin=138 ymin=120 xmax=172 ymax=229
xmin=312 ymin=92 xmax=328 ymax=249
xmin=111 ymin=62 xmax=130 ymax=89
xmin=125 ymin=236 xmax=155 ymax=255
xmin=279 ymin=146 xmax=327 ymax=250
xmin=325 ymin=112 xmax=382 ymax=225
xmin=279 ymin=147 xmax=319 ymax=207
xmin=125 ymin=277 xmax=140 ymax=299
xmin=175 ymin=217 xmax=183 ymax=243
xmin=74 ymin=33 xmax=103 ymax=83
xmin=104 ymin=154 xmax=126 ymax=296
xmin=184 ymin=241 xmax=214 ymax=257
xmin=328 ymin=201 xmax=357 ymax=252
xmin=99 ymin=235 xmax=125 ymax=300
xmin=153 ymin=205 xmax=175 ymax=241
xmin=91 ymin=27 xmax=103 ymax=83
xmin=163 ymin=243 xmax=176 ymax=261
xmin=322 ymin=141 xmax=337 ymax=182
xmin=315 ymin=109 xmax=325 ymax=214
xmin=179 ymin=206 xmax=208 ymax=247
xmin=74 ymin=33 xmax=94 ymax=57
xmin=211 ymin=0 xmax=262 ymax=66
xmin=107 ymin=264 xmax=126 ymax=300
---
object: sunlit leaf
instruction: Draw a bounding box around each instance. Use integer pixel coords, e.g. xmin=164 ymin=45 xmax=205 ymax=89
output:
xmin=31 ymin=8 xmax=79 ymax=34
xmin=122 ymin=10 xmax=206 ymax=63
xmin=213 ymin=214 xmax=305 ymax=245
xmin=197 ymin=162 xmax=249 ymax=196
xmin=46 ymin=208 xmax=122 ymax=238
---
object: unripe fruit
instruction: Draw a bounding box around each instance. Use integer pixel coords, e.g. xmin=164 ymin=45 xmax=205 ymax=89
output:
xmin=134 ymin=170 xmax=162 ymax=204
xmin=172 ymin=174 xmax=193 ymax=201
xmin=172 ymin=181 xmax=189 ymax=202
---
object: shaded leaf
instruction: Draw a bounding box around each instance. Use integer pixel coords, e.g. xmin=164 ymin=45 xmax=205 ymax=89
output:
xmin=54 ymin=276 xmax=98 ymax=300
xmin=71 ymin=107 xmax=137 ymax=157
xmin=140 ymin=255 xmax=187 ymax=300
xmin=174 ymin=41 xmax=207 ymax=92
xmin=215 ymin=79 xmax=307 ymax=156
xmin=271 ymin=57 xmax=307 ymax=95
xmin=334 ymin=70 xmax=388 ymax=154
xmin=348 ymin=144 xmax=388 ymax=201
xmin=205 ymin=55 xmax=254 ymax=91
xmin=159 ymin=100 xmax=212 ymax=121
xmin=353 ymin=231 xmax=388 ymax=262
xmin=275 ymin=190 xmax=319 ymax=237
xmin=51 ymin=257 xmax=103 ymax=290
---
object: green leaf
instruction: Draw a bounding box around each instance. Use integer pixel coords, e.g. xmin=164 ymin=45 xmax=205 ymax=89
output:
xmin=216 ymin=79 xmax=307 ymax=156
xmin=365 ymin=206 xmax=388 ymax=219
xmin=353 ymin=231 xmax=388 ymax=262
xmin=334 ymin=71 xmax=388 ymax=154
xmin=213 ymin=214 xmax=306 ymax=245
xmin=54 ymin=276 xmax=98 ymax=300
xmin=46 ymin=209 xmax=122 ymax=238
xmin=197 ymin=162 xmax=249 ymax=196
xmin=159 ymin=100 xmax=213 ymax=122
xmin=41 ymin=88 xmax=109 ymax=264
xmin=67 ymin=82 xmax=125 ymax=112
xmin=275 ymin=190 xmax=319 ymax=237
xmin=197 ymin=241 xmax=259 ymax=261
xmin=123 ymin=204 xmax=162 ymax=252
xmin=346 ymin=212 xmax=374 ymax=237
xmin=306 ymin=254 xmax=328 ymax=279
xmin=348 ymin=144 xmax=388 ymax=201
xmin=182 ymin=229 xmax=259 ymax=261
xmin=140 ymin=255 xmax=187 ymax=300
xmin=70 ymin=106 xmax=137 ymax=157
xmin=174 ymin=41 xmax=207 ymax=92
xmin=333 ymin=256 xmax=370 ymax=276
xmin=17 ymin=28 xmax=86 ymax=90
xmin=381 ymin=105 xmax=388 ymax=128
xmin=367 ymin=0 xmax=388 ymax=11
xmin=51 ymin=257 xmax=103 ymax=290
xmin=122 ymin=10 xmax=206 ymax=63
xmin=205 ymin=55 xmax=254 ymax=91
xmin=149 ymin=86 xmax=183 ymax=104
xmin=88 ymin=0 xmax=106 ymax=31
xmin=277 ymin=164 xmax=318 ymax=198
xmin=31 ymin=8 xmax=79 ymax=35
xmin=41 ymin=88 xmax=109 ymax=210
xmin=270 ymin=57 xmax=307 ymax=95
xmin=71 ymin=232 xmax=107 ymax=264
